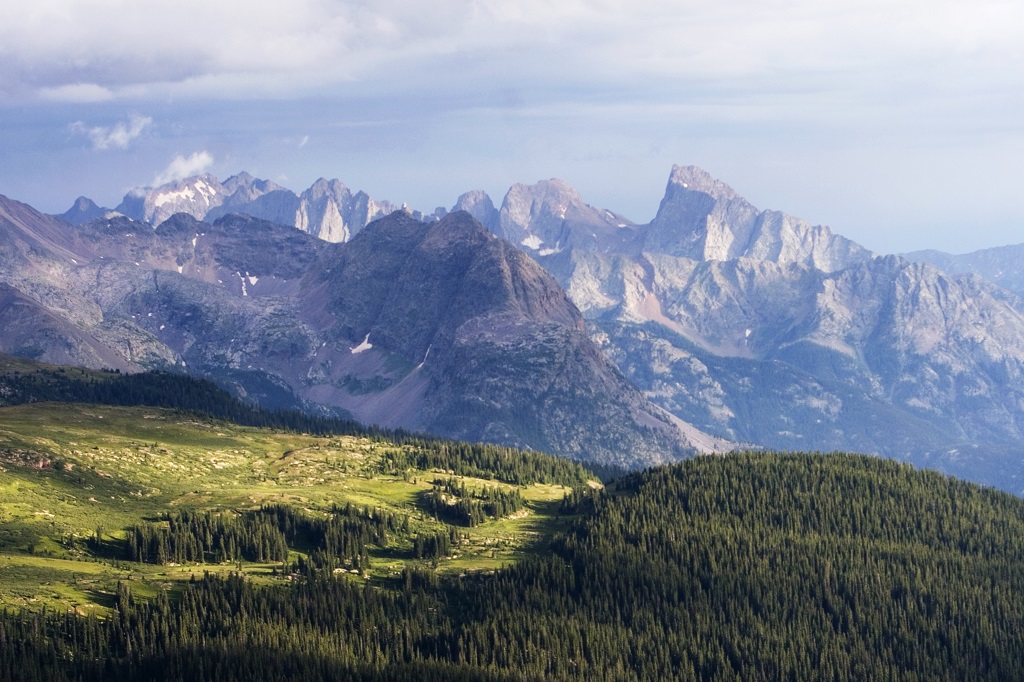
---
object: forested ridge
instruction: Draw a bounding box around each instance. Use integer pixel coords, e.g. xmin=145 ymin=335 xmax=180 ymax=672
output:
xmin=3 ymin=451 xmax=1023 ymax=680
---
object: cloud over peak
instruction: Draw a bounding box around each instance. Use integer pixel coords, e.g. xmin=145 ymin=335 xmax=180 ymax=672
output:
xmin=154 ymin=151 xmax=215 ymax=185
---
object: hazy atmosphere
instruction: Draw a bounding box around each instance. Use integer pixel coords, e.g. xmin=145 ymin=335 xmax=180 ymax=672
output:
xmin=2 ymin=0 xmax=1022 ymax=254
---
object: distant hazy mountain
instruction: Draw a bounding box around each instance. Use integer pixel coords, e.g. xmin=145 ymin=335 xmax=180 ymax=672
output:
xmin=58 ymin=196 xmax=110 ymax=226
xmin=904 ymin=244 xmax=1024 ymax=297
xmin=4 ymin=195 xmax=706 ymax=467
xmin=69 ymin=173 xmax=424 ymax=243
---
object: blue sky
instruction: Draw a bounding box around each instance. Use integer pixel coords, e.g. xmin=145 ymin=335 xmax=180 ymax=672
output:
xmin=1 ymin=0 xmax=1022 ymax=254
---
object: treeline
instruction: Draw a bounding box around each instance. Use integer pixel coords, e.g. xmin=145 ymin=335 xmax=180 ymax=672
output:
xmin=125 ymin=504 xmax=412 ymax=571
xmin=0 ymin=570 xmax=480 ymax=682
xmin=125 ymin=509 xmax=287 ymax=564
xmin=380 ymin=442 xmax=590 ymax=487
xmin=412 ymin=527 xmax=464 ymax=560
xmin=7 ymin=452 xmax=1024 ymax=680
xmin=456 ymin=452 xmax=1024 ymax=679
xmin=0 ymin=359 xmax=596 ymax=486
xmin=422 ymin=477 xmax=525 ymax=527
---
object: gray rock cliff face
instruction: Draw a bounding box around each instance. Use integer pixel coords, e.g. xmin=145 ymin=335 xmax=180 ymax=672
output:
xmin=58 ymin=196 xmax=109 ymax=226
xmin=116 ymin=175 xmax=228 ymax=227
xmin=292 ymin=179 xmax=399 ymax=243
xmin=297 ymin=211 xmax=696 ymax=465
xmin=453 ymin=190 xmax=499 ymax=232
xmin=497 ymin=179 xmax=638 ymax=259
xmin=646 ymin=165 xmax=872 ymax=270
xmin=489 ymin=167 xmax=1024 ymax=492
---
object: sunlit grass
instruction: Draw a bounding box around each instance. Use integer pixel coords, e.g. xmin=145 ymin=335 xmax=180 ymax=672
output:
xmin=0 ymin=402 xmax=580 ymax=612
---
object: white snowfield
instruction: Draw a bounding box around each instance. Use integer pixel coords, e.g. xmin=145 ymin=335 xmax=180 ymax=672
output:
xmin=351 ymin=334 xmax=373 ymax=354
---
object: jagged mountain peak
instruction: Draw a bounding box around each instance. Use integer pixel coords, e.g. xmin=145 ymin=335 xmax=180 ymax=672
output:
xmin=667 ymin=164 xmax=744 ymax=202
xmin=0 ymin=193 xmax=97 ymax=264
xmin=454 ymin=189 xmax=493 ymax=205
xmin=156 ymin=173 xmax=222 ymax=197
xmin=57 ymin=196 xmax=108 ymax=226
xmin=506 ymin=177 xmax=583 ymax=201
xmin=115 ymin=174 xmax=227 ymax=227
xmin=224 ymin=170 xmax=254 ymax=184
xmin=90 ymin=172 xmax=404 ymax=244
xmin=300 ymin=208 xmax=694 ymax=464
xmin=222 ymin=171 xmax=256 ymax=194
xmin=421 ymin=209 xmax=494 ymax=245
xmin=222 ymin=172 xmax=283 ymax=197
xmin=501 ymin=178 xmax=586 ymax=225
xmin=646 ymin=164 xmax=871 ymax=270
xmin=320 ymin=208 xmax=559 ymax=344
xmin=452 ymin=190 xmax=499 ymax=232
xmin=497 ymin=178 xmax=636 ymax=258
xmin=306 ymin=177 xmax=349 ymax=197
xmin=904 ymin=243 xmax=1024 ymax=298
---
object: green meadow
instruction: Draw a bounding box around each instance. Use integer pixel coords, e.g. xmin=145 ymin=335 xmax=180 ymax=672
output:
xmin=0 ymin=402 xmax=580 ymax=614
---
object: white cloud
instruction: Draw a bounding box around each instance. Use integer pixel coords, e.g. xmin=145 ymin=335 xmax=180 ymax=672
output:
xmin=70 ymin=114 xmax=152 ymax=150
xmin=2 ymin=0 xmax=1022 ymax=106
xmin=38 ymin=83 xmax=114 ymax=103
xmin=154 ymin=151 xmax=215 ymax=185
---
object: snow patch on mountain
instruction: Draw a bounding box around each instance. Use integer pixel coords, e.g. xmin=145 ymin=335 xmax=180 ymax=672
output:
xmin=521 ymin=235 xmax=543 ymax=250
xmin=351 ymin=334 xmax=373 ymax=354
xmin=154 ymin=187 xmax=197 ymax=207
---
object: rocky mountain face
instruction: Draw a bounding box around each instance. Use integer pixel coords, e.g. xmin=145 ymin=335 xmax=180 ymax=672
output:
xmin=905 ymin=244 xmax=1024 ymax=297
xmin=643 ymin=166 xmax=873 ymax=269
xmin=296 ymin=211 xmax=697 ymax=463
xmin=2 ymin=195 xmax=704 ymax=467
xmin=478 ymin=166 xmax=1024 ymax=492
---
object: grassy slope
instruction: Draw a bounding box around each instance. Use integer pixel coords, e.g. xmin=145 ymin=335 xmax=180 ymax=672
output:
xmin=0 ymin=402 xmax=578 ymax=614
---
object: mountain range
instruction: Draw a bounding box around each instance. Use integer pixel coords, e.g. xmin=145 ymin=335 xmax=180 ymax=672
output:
xmin=1 ymin=195 xmax=702 ymax=468
xmin=491 ymin=166 xmax=1024 ymax=490
xmin=59 ymin=172 xmax=438 ymax=243
xmin=3 ymin=165 xmax=1024 ymax=489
